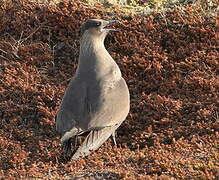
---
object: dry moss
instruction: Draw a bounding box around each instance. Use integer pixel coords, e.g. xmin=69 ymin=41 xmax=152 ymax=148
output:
xmin=0 ymin=0 xmax=218 ymax=179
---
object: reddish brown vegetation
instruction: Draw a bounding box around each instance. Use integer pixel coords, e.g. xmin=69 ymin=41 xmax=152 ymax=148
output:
xmin=0 ymin=0 xmax=218 ymax=179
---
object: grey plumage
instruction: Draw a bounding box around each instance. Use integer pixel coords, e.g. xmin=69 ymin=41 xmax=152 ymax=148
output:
xmin=56 ymin=19 xmax=130 ymax=160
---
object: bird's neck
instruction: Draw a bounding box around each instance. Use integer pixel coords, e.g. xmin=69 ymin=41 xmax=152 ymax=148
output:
xmin=76 ymin=34 xmax=121 ymax=80
xmin=78 ymin=34 xmax=111 ymax=69
xmin=79 ymin=34 xmax=105 ymax=56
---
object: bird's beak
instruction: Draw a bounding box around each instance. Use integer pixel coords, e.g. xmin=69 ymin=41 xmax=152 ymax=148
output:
xmin=103 ymin=20 xmax=120 ymax=32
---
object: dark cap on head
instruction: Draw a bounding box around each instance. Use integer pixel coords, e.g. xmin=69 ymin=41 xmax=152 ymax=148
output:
xmin=80 ymin=19 xmax=120 ymax=36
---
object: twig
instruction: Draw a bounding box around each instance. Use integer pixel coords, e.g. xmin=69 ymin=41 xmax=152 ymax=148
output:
xmin=215 ymin=111 xmax=219 ymax=122
xmin=0 ymin=55 xmax=10 ymax=61
xmin=1 ymin=21 xmax=48 ymax=59
xmin=4 ymin=33 xmax=17 ymax=43
xmin=16 ymin=31 xmax=24 ymax=47
xmin=20 ymin=21 xmax=48 ymax=44
xmin=0 ymin=48 xmax=8 ymax=54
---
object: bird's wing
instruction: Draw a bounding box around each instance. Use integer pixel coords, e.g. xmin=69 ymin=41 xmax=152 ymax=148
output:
xmin=56 ymin=77 xmax=129 ymax=134
xmin=84 ymin=77 xmax=130 ymax=130
xmin=72 ymin=123 xmax=121 ymax=160
xmin=56 ymin=77 xmax=87 ymax=133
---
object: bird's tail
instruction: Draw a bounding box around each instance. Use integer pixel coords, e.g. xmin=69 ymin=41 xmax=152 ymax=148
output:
xmin=72 ymin=124 xmax=120 ymax=160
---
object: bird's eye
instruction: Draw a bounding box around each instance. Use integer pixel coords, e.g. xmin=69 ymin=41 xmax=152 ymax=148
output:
xmin=96 ymin=22 xmax=101 ymax=27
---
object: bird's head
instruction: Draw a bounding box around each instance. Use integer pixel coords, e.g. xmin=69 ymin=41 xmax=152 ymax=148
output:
xmin=80 ymin=19 xmax=120 ymax=39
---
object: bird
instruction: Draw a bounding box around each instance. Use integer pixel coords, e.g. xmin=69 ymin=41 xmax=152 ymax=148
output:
xmin=56 ymin=19 xmax=130 ymax=160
